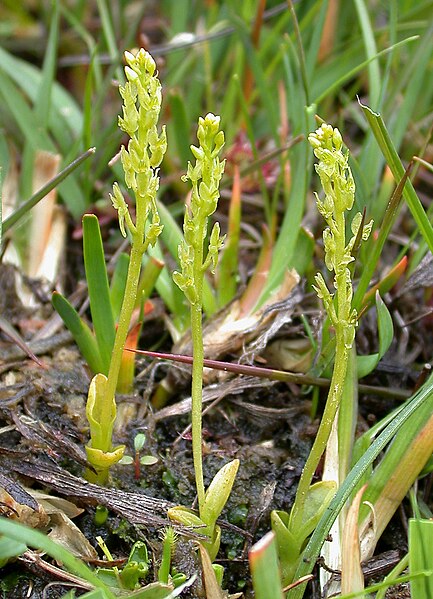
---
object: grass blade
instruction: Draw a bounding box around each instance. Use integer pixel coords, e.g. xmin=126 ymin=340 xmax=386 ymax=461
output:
xmin=358 ymin=407 xmax=433 ymax=560
xmin=0 ymin=518 xmax=115 ymax=597
xmin=109 ymin=252 xmax=129 ymax=322
xmin=360 ymin=99 xmax=433 ymax=254
xmin=136 ymin=256 xmax=165 ymax=312
xmin=52 ymin=291 xmax=104 ymax=374
xmin=353 ymin=162 xmax=410 ymax=310
xmin=218 ymin=166 xmax=241 ymax=307
xmin=313 ymin=36 xmax=418 ymax=105
xmin=288 ymin=373 xmax=433 ymax=598
xmin=2 ymin=148 xmax=95 ymax=235
xmin=0 ymin=47 xmax=82 ymax=145
xmin=34 ymin=0 xmax=59 ymax=128
xmin=168 ymin=90 xmax=193 ymax=168
xmin=83 ymin=214 xmax=115 ymax=373
xmin=255 ymin=34 xmax=316 ymax=305
xmin=357 ymin=292 xmax=394 ymax=378
xmin=354 ymin=0 xmax=380 ymax=107
xmin=95 ymin=0 xmax=122 ymax=83
xmin=409 ymin=519 xmax=433 ymax=598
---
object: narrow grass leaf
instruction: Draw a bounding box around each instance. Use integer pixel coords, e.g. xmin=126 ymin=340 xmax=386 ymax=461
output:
xmin=288 ymin=373 xmax=433 ymax=598
xmin=2 ymin=148 xmax=95 ymax=235
xmin=313 ymin=36 xmax=418 ymax=105
xmin=0 ymin=42 xmax=86 ymax=212
xmin=232 ymin=73 xmax=271 ymax=223
xmin=241 ymin=0 xmax=266 ymax=103
xmin=136 ymin=256 xmax=165 ymax=313
xmin=357 ymin=292 xmax=393 ymax=378
xmin=389 ymin=22 xmax=433 ymax=152
xmin=83 ymin=214 xmax=115 ymax=373
xmin=359 ymin=408 xmax=433 ymax=560
xmin=168 ymin=90 xmax=192 ymax=168
xmin=95 ymin=0 xmax=122 ymax=83
xmin=0 ymin=46 xmax=82 ymax=141
xmin=367 ymin=21 xmax=433 ymax=222
xmin=409 ymin=519 xmax=433 ymax=599
xmin=354 ymin=0 xmax=380 ymax=107
xmin=375 ymin=554 xmax=409 ymax=599
xmin=81 ymin=48 xmax=97 ymax=199
xmin=218 ymin=165 xmax=241 ymax=307
xmin=256 ymin=108 xmax=314 ymax=306
xmin=109 ymin=252 xmax=129 ymax=322
xmin=0 ymin=70 xmax=53 ymax=152
xmin=34 ymin=0 xmax=59 ymax=128
xmin=353 ymin=161 xmax=411 ymax=309
xmin=230 ymin=14 xmax=279 ymax=144
xmin=360 ymin=100 xmax=433 ymax=254
xmin=0 ymin=518 xmax=115 ymax=596
xmin=255 ymin=37 xmax=316 ymax=305
xmin=289 ymin=227 xmax=315 ymax=276
xmin=220 ymin=64 xmax=244 ymax=147
xmin=52 ymin=291 xmax=103 ymax=374
xmin=304 ymin=0 xmax=329 ymax=80
xmin=146 ymin=243 xmax=189 ymax=333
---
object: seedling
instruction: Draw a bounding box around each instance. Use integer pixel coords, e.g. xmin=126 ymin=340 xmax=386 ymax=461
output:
xmin=119 ymin=433 xmax=158 ymax=480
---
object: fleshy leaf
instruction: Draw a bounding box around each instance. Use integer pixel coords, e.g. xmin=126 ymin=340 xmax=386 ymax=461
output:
xmin=201 ymin=459 xmax=240 ymax=526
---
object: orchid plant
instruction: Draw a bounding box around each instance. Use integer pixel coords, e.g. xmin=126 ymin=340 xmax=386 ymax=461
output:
xmin=272 ymin=123 xmax=373 ymax=585
xmin=168 ymin=113 xmax=239 ymax=562
xmin=84 ymin=49 xmax=166 ymax=484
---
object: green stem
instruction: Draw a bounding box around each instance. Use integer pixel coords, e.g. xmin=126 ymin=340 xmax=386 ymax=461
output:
xmin=99 ymin=239 xmax=144 ymax=452
xmin=290 ymin=337 xmax=349 ymax=531
xmin=191 ymin=301 xmax=206 ymax=513
xmin=191 ymin=216 xmax=206 ymax=514
xmin=291 ymin=202 xmax=352 ymax=532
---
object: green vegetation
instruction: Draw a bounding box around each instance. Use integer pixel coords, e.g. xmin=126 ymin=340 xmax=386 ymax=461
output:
xmin=2 ymin=1 xmax=433 ymax=597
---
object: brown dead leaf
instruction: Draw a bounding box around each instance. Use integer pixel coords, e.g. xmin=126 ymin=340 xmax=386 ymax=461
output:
xmin=47 ymin=512 xmax=97 ymax=559
xmin=341 ymin=484 xmax=367 ymax=597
